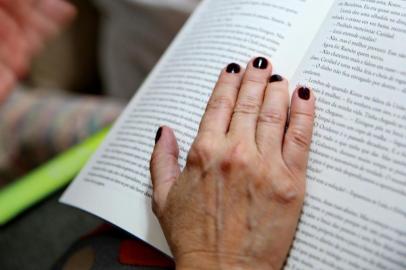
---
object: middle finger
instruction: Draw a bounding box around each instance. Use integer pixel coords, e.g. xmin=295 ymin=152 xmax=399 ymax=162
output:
xmin=228 ymin=57 xmax=272 ymax=140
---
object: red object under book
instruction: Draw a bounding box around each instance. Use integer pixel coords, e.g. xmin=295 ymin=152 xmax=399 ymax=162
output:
xmin=119 ymin=239 xmax=175 ymax=268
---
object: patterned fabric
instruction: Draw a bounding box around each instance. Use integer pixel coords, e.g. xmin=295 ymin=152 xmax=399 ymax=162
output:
xmin=0 ymin=87 xmax=124 ymax=186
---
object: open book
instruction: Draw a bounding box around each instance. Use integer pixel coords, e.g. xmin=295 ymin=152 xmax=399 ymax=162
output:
xmin=61 ymin=0 xmax=406 ymax=268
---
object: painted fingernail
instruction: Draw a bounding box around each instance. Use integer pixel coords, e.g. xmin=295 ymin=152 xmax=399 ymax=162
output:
xmin=298 ymin=87 xmax=311 ymax=100
xmin=155 ymin=127 xmax=163 ymax=143
xmin=269 ymin=74 xmax=283 ymax=83
xmin=253 ymin=57 xmax=268 ymax=69
xmin=226 ymin=63 xmax=241 ymax=74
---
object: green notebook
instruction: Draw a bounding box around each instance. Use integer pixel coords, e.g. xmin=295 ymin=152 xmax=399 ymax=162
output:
xmin=0 ymin=128 xmax=109 ymax=225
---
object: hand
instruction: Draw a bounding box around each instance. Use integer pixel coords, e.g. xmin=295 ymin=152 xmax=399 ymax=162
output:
xmin=0 ymin=0 xmax=76 ymax=102
xmin=150 ymin=57 xmax=315 ymax=269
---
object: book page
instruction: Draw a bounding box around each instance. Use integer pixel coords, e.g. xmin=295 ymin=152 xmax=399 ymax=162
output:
xmin=287 ymin=0 xmax=406 ymax=269
xmin=61 ymin=0 xmax=334 ymax=255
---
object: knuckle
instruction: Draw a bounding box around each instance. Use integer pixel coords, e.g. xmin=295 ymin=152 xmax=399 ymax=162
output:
xmin=290 ymin=111 xmax=315 ymax=124
xmin=231 ymin=155 xmax=251 ymax=169
xmin=258 ymin=110 xmax=285 ymax=126
xmin=187 ymin=138 xmax=214 ymax=166
xmin=272 ymin=180 xmax=302 ymax=205
xmin=227 ymin=142 xmax=251 ymax=168
xmin=234 ymin=96 xmax=261 ymax=115
xmin=287 ymin=127 xmax=311 ymax=150
xmin=206 ymin=95 xmax=234 ymax=112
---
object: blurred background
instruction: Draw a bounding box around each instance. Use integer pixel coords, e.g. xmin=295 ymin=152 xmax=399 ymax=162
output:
xmin=0 ymin=0 xmax=198 ymax=269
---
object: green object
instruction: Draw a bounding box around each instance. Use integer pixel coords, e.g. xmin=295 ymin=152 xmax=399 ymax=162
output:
xmin=0 ymin=128 xmax=109 ymax=225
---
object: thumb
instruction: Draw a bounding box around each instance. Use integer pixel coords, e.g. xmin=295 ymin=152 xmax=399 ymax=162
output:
xmin=150 ymin=126 xmax=181 ymax=217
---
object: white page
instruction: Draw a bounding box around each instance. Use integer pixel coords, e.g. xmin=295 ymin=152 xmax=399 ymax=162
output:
xmin=286 ymin=0 xmax=406 ymax=269
xmin=61 ymin=0 xmax=334 ymax=255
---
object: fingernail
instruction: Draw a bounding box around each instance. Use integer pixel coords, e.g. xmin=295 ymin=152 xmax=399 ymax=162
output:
xmin=269 ymin=74 xmax=283 ymax=83
xmin=155 ymin=127 xmax=163 ymax=143
xmin=298 ymin=87 xmax=311 ymax=100
xmin=253 ymin=57 xmax=268 ymax=69
xmin=226 ymin=63 xmax=241 ymax=74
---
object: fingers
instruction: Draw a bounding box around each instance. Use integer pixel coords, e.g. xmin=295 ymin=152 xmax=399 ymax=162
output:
xmin=283 ymin=87 xmax=316 ymax=177
xmin=0 ymin=9 xmax=29 ymax=76
xmin=229 ymin=57 xmax=273 ymax=139
xmin=150 ymin=126 xmax=181 ymax=216
xmin=0 ymin=62 xmax=16 ymax=103
xmin=1 ymin=1 xmax=44 ymax=51
xmin=39 ymin=0 xmax=77 ymax=28
xmin=0 ymin=0 xmax=76 ymax=80
xmin=198 ymin=63 xmax=244 ymax=135
xmin=31 ymin=0 xmax=77 ymax=40
xmin=1 ymin=0 xmax=76 ymax=57
xmin=15 ymin=0 xmax=66 ymax=52
xmin=256 ymin=75 xmax=290 ymax=157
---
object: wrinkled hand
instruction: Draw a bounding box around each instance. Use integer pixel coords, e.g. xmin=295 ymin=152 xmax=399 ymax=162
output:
xmin=0 ymin=0 xmax=76 ymax=102
xmin=150 ymin=57 xmax=315 ymax=270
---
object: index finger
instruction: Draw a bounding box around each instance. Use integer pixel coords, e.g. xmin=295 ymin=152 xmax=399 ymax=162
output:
xmin=198 ymin=63 xmax=244 ymax=136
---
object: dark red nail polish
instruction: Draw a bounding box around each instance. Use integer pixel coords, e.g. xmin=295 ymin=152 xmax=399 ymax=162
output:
xmin=226 ymin=63 xmax=241 ymax=74
xmin=155 ymin=127 xmax=163 ymax=143
xmin=253 ymin=57 xmax=268 ymax=69
xmin=269 ymin=74 xmax=283 ymax=83
xmin=298 ymin=87 xmax=311 ymax=100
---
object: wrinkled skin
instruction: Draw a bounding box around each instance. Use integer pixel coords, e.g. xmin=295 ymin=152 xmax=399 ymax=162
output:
xmin=0 ymin=0 xmax=76 ymax=102
xmin=150 ymin=58 xmax=315 ymax=269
